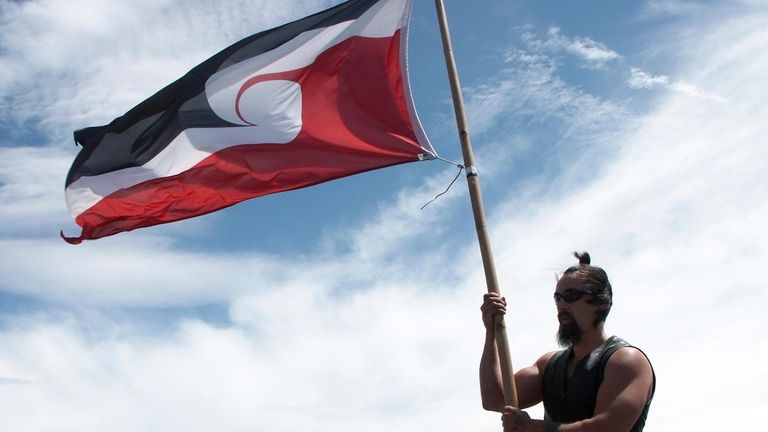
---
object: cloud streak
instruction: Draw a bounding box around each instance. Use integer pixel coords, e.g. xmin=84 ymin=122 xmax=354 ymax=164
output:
xmin=521 ymin=26 xmax=621 ymax=69
xmin=627 ymin=67 xmax=670 ymax=88
xmin=628 ymin=67 xmax=726 ymax=102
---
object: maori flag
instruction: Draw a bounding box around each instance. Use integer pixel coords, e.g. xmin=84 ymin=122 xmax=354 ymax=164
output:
xmin=63 ymin=0 xmax=433 ymax=244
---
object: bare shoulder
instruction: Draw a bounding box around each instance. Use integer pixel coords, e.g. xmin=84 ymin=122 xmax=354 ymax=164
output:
xmin=607 ymin=346 xmax=653 ymax=374
xmin=518 ymin=351 xmax=557 ymax=377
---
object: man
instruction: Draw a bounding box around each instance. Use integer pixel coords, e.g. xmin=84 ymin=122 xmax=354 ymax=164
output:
xmin=480 ymin=252 xmax=655 ymax=432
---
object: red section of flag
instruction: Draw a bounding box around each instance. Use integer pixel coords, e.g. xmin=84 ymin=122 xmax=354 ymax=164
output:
xmin=64 ymin=31 xmax=422 ymax=243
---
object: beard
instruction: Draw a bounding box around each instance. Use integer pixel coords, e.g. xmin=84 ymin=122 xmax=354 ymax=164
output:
xmin=557 ymin=314 xmax=582 ymax=348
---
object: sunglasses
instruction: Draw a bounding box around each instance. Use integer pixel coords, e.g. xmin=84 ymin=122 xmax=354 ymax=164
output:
xmin=553 ymin=288 xmax=594 ymax=303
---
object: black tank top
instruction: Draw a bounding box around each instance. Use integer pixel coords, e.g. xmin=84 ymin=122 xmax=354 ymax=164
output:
xmin=542 ymin=336 xmax=655 ymax=431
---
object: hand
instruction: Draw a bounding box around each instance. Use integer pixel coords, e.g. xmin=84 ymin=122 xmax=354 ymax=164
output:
xmin=481 ymin=292 xmax=506 ymax=330
xmin=501 ymin=406 xmax=531 ymax=432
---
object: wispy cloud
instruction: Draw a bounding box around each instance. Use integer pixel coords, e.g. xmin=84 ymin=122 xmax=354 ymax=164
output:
xmin=627 ymin=67 xmax=670 ymax=88
xmin=521 ymin=26 xmax=621 ymax=69
xmin=628 ymin=67 xmax=726 ymax=102
xmin=462 ymin=44 xmax=629 ymax=180
xmin=643 ymin=0 xmax=702 ymax=16
xmin=0 ymin=290 xmax=495 ymax=431
xmin=476 ymin=47 xmax=626 ymax=133
xmin=0 ymin=377 xmax=35 ymax=385
xmin=666 ymin=81 xmax=727 ymax=102
xmin=0 ymin=146 xmax=72 ymax=237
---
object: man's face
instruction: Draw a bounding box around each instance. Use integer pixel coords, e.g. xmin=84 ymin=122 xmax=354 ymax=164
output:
xmin=553 ymin=274 xmax=594 ymax=347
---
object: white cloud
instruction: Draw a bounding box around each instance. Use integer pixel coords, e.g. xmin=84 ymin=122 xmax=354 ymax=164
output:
xmin=0 ymin=146 xmax=73 ymax=236
xmin=466 ymin=46 xmax=628 ymax=168
xmin=643 ymin=0 xmax=701 ymax=16
xmin=521 ymin=26 xmax=620 ymax=68
xmin=549 ymin=27 xmax=620 ymax=64
xmin=628 ymin=67 xmax=670 ymax=88
xmin=628 ymin=67 xmax=726 ymax=102
xmin=0 ymin=280 xmax=499 ymax=432
xmin=667 ymin=81 xmax=727 ymax=102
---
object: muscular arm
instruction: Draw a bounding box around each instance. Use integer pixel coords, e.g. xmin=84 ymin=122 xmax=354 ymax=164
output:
xmin=515 ymin=354 xmax=554 ymax=409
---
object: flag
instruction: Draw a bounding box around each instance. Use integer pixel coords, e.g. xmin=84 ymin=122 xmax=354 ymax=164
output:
xmin=63 ymin=0 xmax=433 ymax=244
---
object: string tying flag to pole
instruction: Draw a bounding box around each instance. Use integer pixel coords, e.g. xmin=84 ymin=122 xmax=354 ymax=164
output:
xmin=420 ymin=161 xmax=464 ymax=210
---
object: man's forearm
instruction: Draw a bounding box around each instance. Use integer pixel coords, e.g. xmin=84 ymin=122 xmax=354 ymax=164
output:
xmin=479 ymin=329 xmax=505 ymax=411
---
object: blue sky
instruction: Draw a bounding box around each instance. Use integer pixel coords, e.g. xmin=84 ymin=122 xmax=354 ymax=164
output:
xmin=1 ymin=0 xmax=767 ymax=430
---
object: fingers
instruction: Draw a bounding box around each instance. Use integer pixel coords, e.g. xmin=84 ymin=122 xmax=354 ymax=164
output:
xmin=481 ymin=293 xmax=507 ymax=314
xmin=481 ymin=293 xmax=507 ymax=328
xmin=481 ymin=293 xmax=508 ymax=330
xmin=484 ymin=292 xmax=505 ymax=302
xmin=484 ymin=292 xmax=507 ymax=304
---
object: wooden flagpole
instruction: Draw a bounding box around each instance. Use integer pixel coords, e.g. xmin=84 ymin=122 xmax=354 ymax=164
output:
xmin=433 ymin=0 xmax=519 ymax=407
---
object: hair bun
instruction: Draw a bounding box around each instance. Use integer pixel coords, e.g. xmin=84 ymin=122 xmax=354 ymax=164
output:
xmin=573 ymin=251 xmax=591 ymax=265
